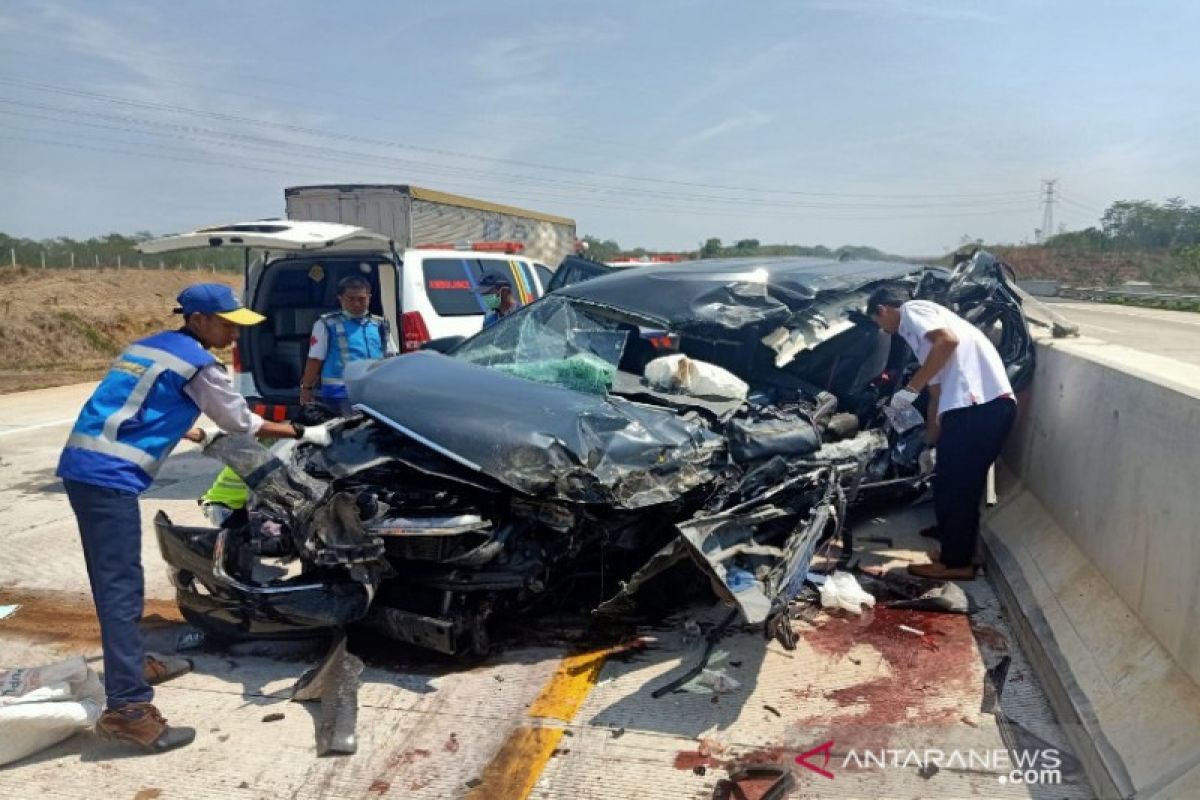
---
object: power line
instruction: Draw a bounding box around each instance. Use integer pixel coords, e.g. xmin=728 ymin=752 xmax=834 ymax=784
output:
xmin=0 ymin=132 xmax=299 ymax=177
xmin=0 ymin=77 xmax=1043 ymax=202
xmin=0 ymin=44 xmax=654 ymax=160
xmin=1053 ymin=204 xmax=1095 ymax=222
xmin=0 ymin=100 xmax=1043 ymax=212
xmin=0 ymin=132 xmax=1044 ymax=223
xmin=1058 ymin=194 xmax=1105 ymax=215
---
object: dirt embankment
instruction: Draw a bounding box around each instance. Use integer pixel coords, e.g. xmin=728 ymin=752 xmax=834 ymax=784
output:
xmin=991 ymin=245 xmax=1191 ymax=288
xmin=0 ymin=586 xmax=184 ymax=653
xmin=0 ymin=266 xmax=239 ymax=394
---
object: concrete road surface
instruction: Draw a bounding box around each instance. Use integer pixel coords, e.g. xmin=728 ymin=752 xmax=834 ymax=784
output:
xmin=0 ymin=381 xmax=220 ymax=601
xmin=0 ymin=382 xmax=1090 ymax=799
xmin=1050 ymin=301 xmax=1200 ymax=364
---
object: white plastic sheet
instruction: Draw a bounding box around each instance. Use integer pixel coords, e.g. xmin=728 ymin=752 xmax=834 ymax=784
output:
xmin=818 ymin=570 xmax=877 ymax=615
xmin=696 ymin=668 xmax=741 ymax=694
xmin=0 ymin=657 xmax=104 ymax=766
xmin=882 ymin=403 xmax=924 ymax=433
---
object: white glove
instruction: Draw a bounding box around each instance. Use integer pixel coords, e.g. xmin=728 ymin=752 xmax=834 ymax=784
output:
xmin=919 ymin=448 xmax=936 ymax=476
xmin=890 ymin=387 xmax=919 ymax=409
xmin=298 ymin=422 xmax=333 ymax=447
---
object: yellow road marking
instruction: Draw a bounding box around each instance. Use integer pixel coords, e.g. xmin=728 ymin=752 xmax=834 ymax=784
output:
xmin=468 ymin=644 xmax=628 ymax=799
xmin=527 ymin=647 xmax=613 ymax=721
xmin=465 ymin=726 xmax=564 ymax=800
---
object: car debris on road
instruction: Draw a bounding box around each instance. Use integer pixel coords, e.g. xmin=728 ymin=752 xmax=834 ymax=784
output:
xmin=154 ymin=250 xmax=1038 ymax=664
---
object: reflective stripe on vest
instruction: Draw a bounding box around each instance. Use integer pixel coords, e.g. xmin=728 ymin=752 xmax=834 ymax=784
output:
xmin=332 ymin=317 xmax=352 ymax=371
xmin=101 ymin=344 xmax=200 ymax=442
xmin=57 ymin=331 xmax=215 ymax=492
xmin=65 ymin=431 xmax=160 ymax=471
xmin=125 ymin=343 xmax=201 ymax=381
xmin=320 ymin=313 xmax=387 ymax=388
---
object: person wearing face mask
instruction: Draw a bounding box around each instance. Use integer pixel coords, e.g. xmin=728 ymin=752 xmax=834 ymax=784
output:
xmin=300 ymin=274 xmax=397 ymax=415
xmin=478 ymin=274 xmax=521 ymax=328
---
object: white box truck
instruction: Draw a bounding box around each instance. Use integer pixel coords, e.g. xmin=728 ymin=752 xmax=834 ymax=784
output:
xmin=284 ymin=184 xmax=577 ymax=266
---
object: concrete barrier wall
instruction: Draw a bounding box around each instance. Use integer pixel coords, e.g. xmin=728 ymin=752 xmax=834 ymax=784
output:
xmin=1016 ymin=278 xmax=1060 ymax=297
xmin=1003 ymin=335 xmax=1200 ymax=684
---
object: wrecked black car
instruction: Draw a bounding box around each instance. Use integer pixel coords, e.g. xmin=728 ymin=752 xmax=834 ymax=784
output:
xmin=155 ymin=250 xmax=1039 ymax=656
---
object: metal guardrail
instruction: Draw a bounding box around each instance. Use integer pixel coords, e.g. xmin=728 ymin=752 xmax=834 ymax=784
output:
xmin=1061 ymin=286 xmax=1200 ymax=303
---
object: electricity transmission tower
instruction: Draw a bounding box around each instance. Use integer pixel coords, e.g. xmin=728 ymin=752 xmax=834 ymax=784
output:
xmin=1038 ymin=179 xmax=1058 ymax=244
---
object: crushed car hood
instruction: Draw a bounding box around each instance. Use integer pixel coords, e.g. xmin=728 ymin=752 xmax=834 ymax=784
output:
xmin=346 ymin=351 xmax=725 ymax=509
xmin=555 ymin=257 xmax=919 ymax=330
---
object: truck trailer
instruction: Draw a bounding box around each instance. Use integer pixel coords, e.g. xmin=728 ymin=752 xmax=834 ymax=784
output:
xmin=284 ymin=184 xmax=577 ymax=266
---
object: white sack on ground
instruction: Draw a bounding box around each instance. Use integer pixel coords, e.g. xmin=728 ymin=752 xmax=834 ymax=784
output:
xmin=0 ymin=657 xmax=104 ymax=766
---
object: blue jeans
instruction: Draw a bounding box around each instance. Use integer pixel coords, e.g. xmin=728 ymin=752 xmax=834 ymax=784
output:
xmin=934 ymin=397 xmax=1017 ymax=567
xmin=63 ymin=479 xmax=152 ymax=709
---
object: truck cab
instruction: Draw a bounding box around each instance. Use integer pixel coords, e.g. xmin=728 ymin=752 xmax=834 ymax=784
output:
xmin=139 ymin=221 xmax=552 ymax=417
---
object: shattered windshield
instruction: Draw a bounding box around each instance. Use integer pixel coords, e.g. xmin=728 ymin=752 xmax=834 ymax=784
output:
xmin=451 ymin=295 xmax=633 ymax=395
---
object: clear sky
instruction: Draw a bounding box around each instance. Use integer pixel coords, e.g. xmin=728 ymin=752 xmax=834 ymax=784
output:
xmin=0 ymin=1 xmax=1195 ymax=255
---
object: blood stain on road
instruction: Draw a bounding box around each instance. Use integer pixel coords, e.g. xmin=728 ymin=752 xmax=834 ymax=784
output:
xmin=796 ymin=606 xmax=979 ymax=736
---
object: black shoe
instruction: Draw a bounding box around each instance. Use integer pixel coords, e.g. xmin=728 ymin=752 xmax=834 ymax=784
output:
xmin=919 ymin=525 xmax=940 ymax=540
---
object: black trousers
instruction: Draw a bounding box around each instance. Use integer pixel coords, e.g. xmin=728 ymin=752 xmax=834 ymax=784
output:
xmin=934 ymin=397 xmax=1017 ymax=568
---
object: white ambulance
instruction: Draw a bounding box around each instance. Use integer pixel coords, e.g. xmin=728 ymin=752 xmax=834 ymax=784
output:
xmin=139 ymin=220 xmax=553 ymax=418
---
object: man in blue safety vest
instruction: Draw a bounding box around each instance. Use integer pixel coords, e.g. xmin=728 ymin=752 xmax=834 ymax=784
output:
xmin=56 ymin=283 xmax=334 ymax=754
xmin=299 ymin=274 xmax=396 ymax=414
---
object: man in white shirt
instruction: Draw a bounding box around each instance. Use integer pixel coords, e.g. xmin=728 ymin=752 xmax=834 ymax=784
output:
xmin=868 ymin=286 xmax=1017 ymax=580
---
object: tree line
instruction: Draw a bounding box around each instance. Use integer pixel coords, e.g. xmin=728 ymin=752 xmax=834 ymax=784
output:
xmin=581 ymin=235 xmax=901 ymax=263
xmin=7 ymin=196 xmax=1198 ymax=285
xmin=0 ymin=231 xmax=244 ymax=271
xmin=5 ymin=229 xmax=900 ymax=272
xmin=1046 ymin=198 xmax=1200 ymax=252
xmin=1022 ymin=197 xmax=1200 ymax=286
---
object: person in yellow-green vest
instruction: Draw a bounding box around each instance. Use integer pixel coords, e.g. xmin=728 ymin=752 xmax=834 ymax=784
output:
xmin=200 ymin=465 xmax=249 ymax=525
